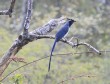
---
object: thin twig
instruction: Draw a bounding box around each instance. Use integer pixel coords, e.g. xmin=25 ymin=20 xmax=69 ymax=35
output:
xmin=58 ymin=73 xmax=96 ymax=84
xmin=10 ymin=57 xmax=27 ymax=63
xmin=0 ymin=53 xmax=72 ymax=82
xmin=74 ymin=50 xmax=110 ymax=55
xmin=8 ymin=0 xmax=16 ymax=17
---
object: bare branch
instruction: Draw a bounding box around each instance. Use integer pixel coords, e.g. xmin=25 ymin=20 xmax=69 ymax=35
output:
xmin=0 ymin=10 xmax=8 ymax=15
xmin=74 ymin=50 xmax=110 ymax=55
xmin=0 ymin=0 xmax=16 ymax=17
xmin=77 ymin=42 xmax=101 ymax=55
xmin=10 ymin=56 xmax=26 ymax=63
xmin=0 ymin=0 xmax=33 ymax=77
xmin=58 ymin=73 xmax=96 ymax=84
xmin=23 ymin=0 xmax=33 ymax=35
xmin=28 ymin=34 xmax=101 ymax=55
xmin=0 ymin=17 xmax=67 ymax=77
xmin=0 ymin=53 xmax=72 ymax=82
xmin=8 ymin=0 xmax=16 ymax=17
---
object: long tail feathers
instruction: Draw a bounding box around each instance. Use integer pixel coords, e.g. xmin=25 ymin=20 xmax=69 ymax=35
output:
xmin=48 ymin=40 xmax=57 ymax=72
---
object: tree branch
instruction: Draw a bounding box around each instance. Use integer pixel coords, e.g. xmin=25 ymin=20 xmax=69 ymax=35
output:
xmin=23 ymin=0 xmax=33 ymax=35
xmin=0 ymin=0 xmax=33 ymax=77
xmin=28 ymin=34 xmax=101 ymax=54
xmin=58 ymin=73 xmax=96 ymax=84
xmin=0 ymin=0 xmax=16 ymax=17
xmin=0 ymin=53 xmax=72 ymax=82
xmin=0 ymin=16 xmax=67 ymax=77
xmin=18 ymin=0 xmax=28 ymax=33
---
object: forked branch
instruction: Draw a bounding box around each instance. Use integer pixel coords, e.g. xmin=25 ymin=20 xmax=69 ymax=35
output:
xmin=0 ymin=0 xmax=16 ymax=17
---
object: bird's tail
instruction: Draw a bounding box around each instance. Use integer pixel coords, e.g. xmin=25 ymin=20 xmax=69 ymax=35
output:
xmin=48 ymin=39 xmax=57 ymax=72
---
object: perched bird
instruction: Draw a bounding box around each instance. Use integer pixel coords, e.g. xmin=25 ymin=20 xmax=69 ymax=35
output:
xmin=48 ymin=19 xmax=76 ymax=71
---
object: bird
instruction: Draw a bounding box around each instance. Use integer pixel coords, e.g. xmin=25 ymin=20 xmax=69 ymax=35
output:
xmin=48 ymin=18 xmax=76 ymax=71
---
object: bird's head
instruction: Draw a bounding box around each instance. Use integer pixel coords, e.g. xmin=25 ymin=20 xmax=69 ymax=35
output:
xmin=67 ymin=18 xmax=76 ymax=26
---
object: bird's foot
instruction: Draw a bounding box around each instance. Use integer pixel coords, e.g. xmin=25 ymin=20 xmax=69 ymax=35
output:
xmin=63 ymin=38 xmax=68 ymax=41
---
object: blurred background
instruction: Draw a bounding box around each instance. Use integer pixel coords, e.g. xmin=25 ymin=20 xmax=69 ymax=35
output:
xmin=0 ymin=0 xmax=110 ymax=84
